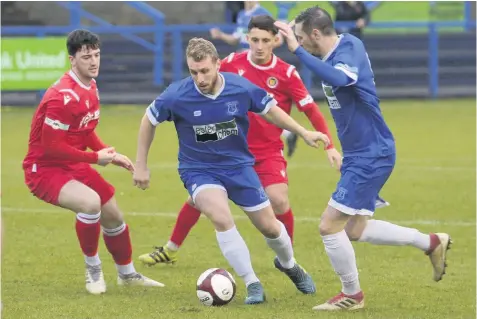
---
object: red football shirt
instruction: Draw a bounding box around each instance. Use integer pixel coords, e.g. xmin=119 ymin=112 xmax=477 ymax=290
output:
xmin=23 ymin=71 xmax=101 ymax=168
xmin=220 ymin=51 xmax=317 ymax=160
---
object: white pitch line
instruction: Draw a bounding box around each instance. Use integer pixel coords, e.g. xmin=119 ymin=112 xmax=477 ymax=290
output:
xmin=2 ymin=207 xmax=474 ymax=227
xmin=2 ymin=160 xmax=476 ymax=173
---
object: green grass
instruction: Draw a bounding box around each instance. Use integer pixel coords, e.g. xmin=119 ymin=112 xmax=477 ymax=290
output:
xmin=2 ymin=99 xmax=476 ymax=319
xmin=261 ymin=1 xmax=467 ymax=33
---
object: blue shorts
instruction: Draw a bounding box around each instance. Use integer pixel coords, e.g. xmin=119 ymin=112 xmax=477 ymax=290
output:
xmin=179 ymin=166 xmax=270 ymax=212
xmin=329 ymin=154 xmax=396 ymax=216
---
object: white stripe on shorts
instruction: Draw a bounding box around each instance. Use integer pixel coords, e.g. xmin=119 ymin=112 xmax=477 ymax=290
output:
xmin=239 ymin=199 xmax=271 ymax=212
xmin=328 ymin=198 xmax=374 ymax=216
xmin=192 ymin=184 xmax=227 ymax=203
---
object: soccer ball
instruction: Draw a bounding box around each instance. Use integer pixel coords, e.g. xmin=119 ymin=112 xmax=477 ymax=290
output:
xmin=196 ymin=268 xmax=236 ymax=306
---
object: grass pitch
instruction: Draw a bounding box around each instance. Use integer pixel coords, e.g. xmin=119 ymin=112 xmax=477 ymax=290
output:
xmin=1 ymin=99 xmax=475 ymax=319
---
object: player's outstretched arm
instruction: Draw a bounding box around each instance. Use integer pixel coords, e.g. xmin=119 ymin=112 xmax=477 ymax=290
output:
xmin=42 ymin=98 xmax=116 ymax=166
xmin=133 ymin=114 xmax=156 ymax=190
xmin=274 ymin=20 xmax=353 ymax=87
xmin=262 ymin=105 xmax=330 ymax=149
xmin=210 ymin=28 xmax=240 ymax=46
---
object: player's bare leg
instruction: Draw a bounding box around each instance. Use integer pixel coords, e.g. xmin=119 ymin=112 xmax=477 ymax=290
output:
xmin=313 ymin=205 xmax=364 ymax=311
xmin=265 ymin=183 xmax=294 ymax=242
xmin=100 ymin=197 xmax=164 ymax=287
xmin=58 ymin=180 xmax=106 ymax=295
xmin=139 ymin=197 xmax=199 ymax=266
xmin=345 ymin=215 xmax=451 ymax=282
xmin=245 ymin=205 xmax=316 ymax=295
xmin=194 ymin=188 xmax=264 ymax=305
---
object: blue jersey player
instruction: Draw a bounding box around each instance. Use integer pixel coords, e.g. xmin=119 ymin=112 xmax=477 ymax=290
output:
xmin=133 ymin=38 xmax=330 ymax=305
xmin=275 ymin=7 xmax=452 ymax=311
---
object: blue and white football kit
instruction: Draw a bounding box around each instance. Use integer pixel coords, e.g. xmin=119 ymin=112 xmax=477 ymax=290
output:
xmin=146 ymin=72 xmax=276 ymax=212
xmin=295 ymin=34 xmax=396 ymax=216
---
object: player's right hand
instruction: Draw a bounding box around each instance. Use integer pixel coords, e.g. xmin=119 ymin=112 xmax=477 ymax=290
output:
xmin=96 ymin=147 xmax=117 ymax=166
xmin=301 ymin=131 xmax=330 ymax=149
xmin=133 ymin=167 xmax=150 ymax=190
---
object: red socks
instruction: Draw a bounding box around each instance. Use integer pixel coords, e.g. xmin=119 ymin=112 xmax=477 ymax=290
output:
xmin=76 ymin=212 xmax=101 ymax=257
xmin=275 ymin=209 xmax=295 ymax=243
xmin=169 ymin=202 xmax=201 ymax=247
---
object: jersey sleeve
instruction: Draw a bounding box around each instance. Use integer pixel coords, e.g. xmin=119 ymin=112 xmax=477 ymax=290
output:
xmin=245 ymin=81 xmax=277 ymax=115
xmin=333 ymin=42 xmax=360 ymax=86
xmin=146 ymin=88 xmax=174 ymax=126
xmin=219 ymin=53 xmax=235 ymax=73
xmin=43 ymin=93 xmax=75 ymax=132
xmin=287 ymin=66 xmax=315 ymax=112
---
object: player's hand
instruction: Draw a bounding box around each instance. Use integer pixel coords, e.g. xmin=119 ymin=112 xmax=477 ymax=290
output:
xmin=274 ymin=20 xmax=299 ymax=53
xmin=96 ymin=147 xmax=117 ymax=166
xmin=210 ymin=28 xmax=222 ymax=40
xmin=326 ymin=147 xmax=343 ymax=171
xmin=356 ymin=18 xmax=366 ymax=29
xmin=133 ymin=166 xmax=150 ymax=190
xmin=300 ymin=131 xmax=330 ymax=149
xmin=112 ymin=153 xmax=135 ymax=173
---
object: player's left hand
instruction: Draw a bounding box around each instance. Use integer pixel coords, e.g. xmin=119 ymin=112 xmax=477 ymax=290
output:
xmin=274 ymin=20 xmax=300 ymax=53
xmin=325 ymin=148 xmax=343 ymax=171
xmin=112 ymin=153 xmax=135 ymax=173
xmin=301 ymin=130 xmax=330 ymax=149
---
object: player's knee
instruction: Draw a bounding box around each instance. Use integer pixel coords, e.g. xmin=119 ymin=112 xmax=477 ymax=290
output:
xmin=100 ymin=197 xmax=124 ymax=228
xmin=79 ymin=192 xmax=101 ymax=214
xmin=186 ymin=197 xmax=195 ymax=207
xmin=257 ymin=218 xmax=281 ymax=239
xmin=210 ymin=215 xmax=235 ymax=232
xmin=319 ymin=218 xmax=345 ymax=236
xmin=345 ymin=220 xmax=367 ymax=241
xmin=344 ymin=225 xmax=362 ymax=241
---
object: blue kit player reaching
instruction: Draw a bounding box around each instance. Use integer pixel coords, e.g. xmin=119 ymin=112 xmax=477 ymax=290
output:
xmin=133 ymin=38 xmax=330 ymax=305
xmin=275 ymin=7 xmax=452 ymax=311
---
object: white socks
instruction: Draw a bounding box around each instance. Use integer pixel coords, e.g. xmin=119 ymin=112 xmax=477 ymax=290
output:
xmin=358 ymin=219 xmax=431 ymax=251
xmin=216 ymin=226 xmax=259 ymax=286
xmin=265 ymin=221 xmax=295 ymax=269
xmin=116 ymin=262 xmax=136 ymax=276
xmin=322 ymin=230 xmax=361 ymax=295
xmin=85 ymin=254 xmax=101 ymax=266
xmin=166 ymin=241 xmax=180 ymax=252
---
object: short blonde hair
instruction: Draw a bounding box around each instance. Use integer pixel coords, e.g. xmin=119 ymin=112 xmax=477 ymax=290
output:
xmin=186 ymin=38 xmax=219 ymax=62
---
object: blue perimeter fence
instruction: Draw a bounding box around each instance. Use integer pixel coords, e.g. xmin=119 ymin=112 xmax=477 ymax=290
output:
xmin=1 ymin=1 xmax=476 ymax=99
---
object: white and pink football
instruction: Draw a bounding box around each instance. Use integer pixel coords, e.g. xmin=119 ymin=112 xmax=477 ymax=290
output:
xmin=196 ymin=268 xmax=236 ymax=306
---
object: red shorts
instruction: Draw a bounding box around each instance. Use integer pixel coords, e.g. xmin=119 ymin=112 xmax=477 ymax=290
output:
xmin=24 ymin=163 xmax=115 ymax=206
xmin=253 ymin=154 xmax=288 ymax=188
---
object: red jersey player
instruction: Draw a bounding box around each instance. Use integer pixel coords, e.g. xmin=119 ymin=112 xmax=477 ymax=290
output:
xmin=22 ymin=29 xmax=164 ymax=294
xmin=138 ymin=15 xmax=342 ymax=266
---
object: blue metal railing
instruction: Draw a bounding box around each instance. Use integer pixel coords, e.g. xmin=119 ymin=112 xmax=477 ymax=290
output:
xmin=1 ymin=18 xmax=475 ymax=98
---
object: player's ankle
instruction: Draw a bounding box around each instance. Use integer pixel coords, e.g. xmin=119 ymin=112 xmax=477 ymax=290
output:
xmin=425 ymin=233 xmax=441 ymax=255
xmin=166 ymin=241 xmax=180 ymax=252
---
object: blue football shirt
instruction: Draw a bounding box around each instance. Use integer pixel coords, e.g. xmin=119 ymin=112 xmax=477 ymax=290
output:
xmin=318 ymin=34 xmax=396 ymax=158
xmin=146 ymin=72 xmax=276 ymax=169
